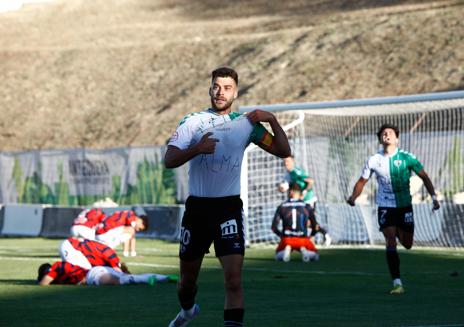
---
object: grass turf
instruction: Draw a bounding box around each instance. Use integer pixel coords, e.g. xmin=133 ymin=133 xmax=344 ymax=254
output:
xmin=0 ymin=238 xmax=463 ymax=327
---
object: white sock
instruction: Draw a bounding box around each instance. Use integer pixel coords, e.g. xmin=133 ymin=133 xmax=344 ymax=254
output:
xmin=393 ymin=278 xmax=402 ymax=286
xmin=182 ymin=305 xmax=196 ymax=317
xmin=119 ymin=273 xmax=154 ymax=284
xmin=275 ymin=250 xmax=286 ymax=261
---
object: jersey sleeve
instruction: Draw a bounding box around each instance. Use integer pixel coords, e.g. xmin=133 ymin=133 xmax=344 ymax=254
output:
xmin=360 ymin=157 xmax=373 ymax=180
xmin=126 ymin=210 xmax=137 ymax=227
xmin=249 ymin=123 xmax=273 ymax=147
xmin=168 ymin=114 xmax=196 ymax=150
xmin=46 ymin=262 xmax=61 ymax=280
xmin=407 ymin=153 xmax=424 ymax=174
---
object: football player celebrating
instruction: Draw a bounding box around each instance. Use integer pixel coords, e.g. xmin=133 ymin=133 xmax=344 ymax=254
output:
xmin=347 ymin=123 xmax=440 ymax=294
xmin=164 ymin=67 xmax=290 ymax=326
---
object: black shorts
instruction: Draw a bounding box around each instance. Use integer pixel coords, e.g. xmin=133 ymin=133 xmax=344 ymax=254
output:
xmin=179 ymin=195 xmax=245 ymax=261
xmin=377 ymin=206 xmax=414 ymax=233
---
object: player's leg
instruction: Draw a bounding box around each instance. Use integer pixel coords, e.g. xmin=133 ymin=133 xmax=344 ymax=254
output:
xmin=379 ymin=207 xmax=404 ymax=294
xmin=129 ymin=236 xmax=137 ymax=256
xmin=275 ymin=238 xmax=291 ymax=262
xmin=213 ymin=196 xmax=246 ymax=326
xmin=382 ymin=226 xmax=403 ymax=294
xmin=70 ymin=225 xmax=95 ymax=240
xmin=169 ymin=196 xmax=209 ymax=327
xmin=122 ymin=226 xmax=135 ymax=257
xmin=219 ymin=254 xmax=245 ymax=326
xmin=300 ymin=238 xmax=319 ymax=262
xmin=168 ymin=258 xmax=202 ymax=327
xmin=397 ymin=229 xmax=414 ymax=249
xmin=86 ymin=266 xmax=120 ymax=285
xmin=59 ymin=239 xmax=92 ymax=270
xmin=396 ymin=206 xmax=415 ymax=250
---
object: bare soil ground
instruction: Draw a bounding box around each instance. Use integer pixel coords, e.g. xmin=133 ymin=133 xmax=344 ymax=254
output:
xmin=0 ymin=0 xmax=463 ymax=151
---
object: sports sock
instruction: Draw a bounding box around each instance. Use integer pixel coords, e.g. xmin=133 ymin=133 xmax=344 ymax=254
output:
xmin=224 ymin=308 xmax=244 ymax=326
xmin=386 ymin=246 xmax=400 ymax=280
xmin=392 ymin=278 xmax=402 ymax=287
xmin=275 ymin=250 xmax=286 ymax=261
xmin=119 ymin=273 xmax=153 ymax=284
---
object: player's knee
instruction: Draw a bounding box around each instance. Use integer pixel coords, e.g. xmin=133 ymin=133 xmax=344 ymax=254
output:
xmin=224 ymin=276 xmax=242 ymax=294
xmin=386 ymin=238 xmax=397 ymax=248
xmin=402 ymin=242 xmax=413 ymax=250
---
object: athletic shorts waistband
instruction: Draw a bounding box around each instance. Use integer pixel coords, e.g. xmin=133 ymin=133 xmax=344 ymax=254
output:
xmin=186 ymin=195 xmax=241 ymax=205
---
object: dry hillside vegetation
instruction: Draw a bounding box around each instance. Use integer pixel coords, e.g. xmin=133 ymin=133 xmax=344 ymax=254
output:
xmin=0 ymin=0 xmax=463 ymax=151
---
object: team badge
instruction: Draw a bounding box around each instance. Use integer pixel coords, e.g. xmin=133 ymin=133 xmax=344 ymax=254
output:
xmin=170 ymin=132 xmax=179 ymax=142
xmin=394 ymin=160 xmax=402 ymax=167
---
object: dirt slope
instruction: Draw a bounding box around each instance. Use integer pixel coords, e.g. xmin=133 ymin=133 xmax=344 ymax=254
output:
xmin=0 ymin=0 xmax=463 ymax=151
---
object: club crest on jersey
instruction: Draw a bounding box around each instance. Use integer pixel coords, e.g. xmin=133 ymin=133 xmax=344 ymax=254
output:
xmin=220 ymin=219 xmax=238 ymax=237
xmin=170 ymin=132 xmax=179 ymax=142
xmin=393 ymin=159 xmax=402 ymax=167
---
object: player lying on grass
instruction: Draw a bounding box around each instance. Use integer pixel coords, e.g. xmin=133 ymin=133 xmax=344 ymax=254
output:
xmin=37 ymin=261 xmax=178 ymax=286
xmin=95 ymin=209 xmax=148 ymax=257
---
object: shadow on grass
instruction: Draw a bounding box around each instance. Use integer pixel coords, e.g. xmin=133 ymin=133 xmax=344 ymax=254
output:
xmin=0 ymin=279 xmax=36 ymax=285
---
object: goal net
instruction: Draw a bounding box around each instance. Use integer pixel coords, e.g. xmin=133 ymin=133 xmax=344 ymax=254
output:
xmin=239 ymin=91 xmax=464 ymax=248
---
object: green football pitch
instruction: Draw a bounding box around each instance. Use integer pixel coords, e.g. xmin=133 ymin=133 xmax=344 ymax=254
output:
xmin=0 ymin=238 xmax=463 ymax=327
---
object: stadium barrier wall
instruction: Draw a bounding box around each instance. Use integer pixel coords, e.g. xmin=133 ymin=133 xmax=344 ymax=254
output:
xmin=1 ymin=204 xmax=44 ymax=236
xmin=40 ymin=207 xmax=84 ymax=238
xmin=0 ymin=205 xmax=4 ymax=234
xmin=139 ymin=205 xmax=184 ymax=241
xmin=0 ymin=204 xmax=183 ymax=241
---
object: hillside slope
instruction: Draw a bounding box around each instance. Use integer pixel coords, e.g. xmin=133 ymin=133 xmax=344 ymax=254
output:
xmin=0 ymin=0 xmax=463 ymax=151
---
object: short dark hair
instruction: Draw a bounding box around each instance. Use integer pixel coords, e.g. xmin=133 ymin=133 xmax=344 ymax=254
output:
xmin=211 ymin=67 xmax=238 ymax=85
xmin=139 ymin=215 xmax=149 ymax=231
xmin=37 ymin=263 xmax=52 ymax=282
xmin=377 ymin=123 xmax=399 ymax=141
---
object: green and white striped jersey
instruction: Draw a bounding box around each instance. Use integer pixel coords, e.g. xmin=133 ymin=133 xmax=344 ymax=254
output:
xmin=168 ymin=108 xmax=268 ymax=197
xmin=360 ymin=148 xmax=424 ymax=208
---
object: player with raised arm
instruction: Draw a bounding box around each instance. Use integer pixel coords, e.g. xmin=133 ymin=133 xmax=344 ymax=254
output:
xmin=347 ymin=123 xmax=440 ymax=294
xmin=164 ymin=67 xmax=290 ymax=327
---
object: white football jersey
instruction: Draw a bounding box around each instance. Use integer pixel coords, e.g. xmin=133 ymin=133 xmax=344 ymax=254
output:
xmin=168 ymin=109 xmax=267 ymax=197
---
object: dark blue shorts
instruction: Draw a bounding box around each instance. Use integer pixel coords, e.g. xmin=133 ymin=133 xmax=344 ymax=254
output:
xmin=378 ymin=206 xmax=414 ymax=233
xmin=179 ymin=195 xmax=245 ymax=261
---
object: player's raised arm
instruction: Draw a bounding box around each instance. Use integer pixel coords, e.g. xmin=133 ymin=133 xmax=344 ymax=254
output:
xmin=347 ymin=177 xmax=369 ymax=206
xmin=164 ymin=132 xmax=219 ymax=168
xmin=247 ymin=109 xmax=291 ymax=158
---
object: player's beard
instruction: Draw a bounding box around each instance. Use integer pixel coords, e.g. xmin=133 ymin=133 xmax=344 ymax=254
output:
xmin=211 ymin=97 xmax=234 ymax=113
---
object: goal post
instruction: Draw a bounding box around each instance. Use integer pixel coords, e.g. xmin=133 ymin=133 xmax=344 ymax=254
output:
xmin=239 ymin=91 xmax=464 ymax=248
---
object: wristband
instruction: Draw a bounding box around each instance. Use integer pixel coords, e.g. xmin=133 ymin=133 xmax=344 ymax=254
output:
xmin=432 ymin=195 xmax=437 ymax=201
